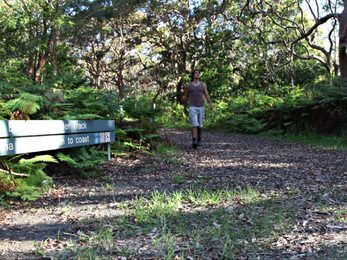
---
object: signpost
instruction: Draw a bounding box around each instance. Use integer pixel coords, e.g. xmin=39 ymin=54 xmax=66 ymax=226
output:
xmin=0 ymin=120 xmax=115 ymax=160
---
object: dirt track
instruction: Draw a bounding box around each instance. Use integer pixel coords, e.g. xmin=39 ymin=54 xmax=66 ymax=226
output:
xmin=0 ymin=129 xmax=346 ymax=258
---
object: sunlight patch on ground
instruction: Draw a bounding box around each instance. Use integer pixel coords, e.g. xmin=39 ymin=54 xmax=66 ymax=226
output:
xmin=196 ymin=159 xmax=296 ymax=170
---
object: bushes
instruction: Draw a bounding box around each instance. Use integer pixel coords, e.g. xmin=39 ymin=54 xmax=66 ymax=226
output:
xmin=178 ymin=79 xmax=347 ymax=136
xmin=0 ymin=80 xmax=120 ymax=202
xmin=226 ymin=114 xmax=267 ymax=134
xmin=0 ymin=155 xmax=56 ymax=201
xmin=259 ymin=79 xmax=347 ymax=135
xmin=203 ymin=89 xmax=284 ymax=133
xmin=113 ymin=96 xmax=164 ymax=154
xmin=0 ymin=80 xmax=167 ymax=202
xmin=156 ymin=102 xmax=189 ymax=128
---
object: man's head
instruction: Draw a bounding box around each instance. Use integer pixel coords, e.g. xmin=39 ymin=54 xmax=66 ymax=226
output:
xmin=191 ymin=69 xmax=200 ymax=81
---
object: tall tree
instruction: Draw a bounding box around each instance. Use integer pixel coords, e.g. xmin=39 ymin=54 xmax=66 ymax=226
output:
xmin=138 ymin=0 xmax=231 ymax=102
xmin=0 ymin=0 xmax=70 ymax=83
xmin=339 ymin=0 xmax=347 ymax=77
xmin=66 ymin=0 xmax=145 ymax=97
xmin=285 ymin=0 xmax=345 ymax=77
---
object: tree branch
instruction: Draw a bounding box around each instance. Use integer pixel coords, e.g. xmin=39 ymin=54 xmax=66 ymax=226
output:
xmin=293 ymin=52 xmax=329 ymax=71
xmin=304 ymin=0 xmax=317 ymax=21
xmin=292 ymin=13 xmax=339 ymax=45
xmin=0 ymin=168 xmax=29 ymax=177
xmin=328 ymin=18 xmax=337 ymax=54
xmin=3 ymin=0 xmax=13 ymax=8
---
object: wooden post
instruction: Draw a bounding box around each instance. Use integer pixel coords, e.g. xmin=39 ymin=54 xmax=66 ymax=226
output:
xmin=106 ymin=143 xmax=111 ymax=161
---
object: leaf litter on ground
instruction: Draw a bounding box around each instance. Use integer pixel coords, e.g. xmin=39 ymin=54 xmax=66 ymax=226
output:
xmin=0 ymin=129 xmax=346 ymax=258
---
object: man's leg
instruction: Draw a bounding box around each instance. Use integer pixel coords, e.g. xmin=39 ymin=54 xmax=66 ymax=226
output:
xmin=192 ymin=127 xmax=198 ymax=139
xmin=197 ymin=127 xmax=202 ymax=146
xmin=192 ymin=127 xmax=198 ymax=149
xmin=197 ymin=107 xmax=204 ymax=146
xmin=189 ymin=107 xmax=199 ymax=149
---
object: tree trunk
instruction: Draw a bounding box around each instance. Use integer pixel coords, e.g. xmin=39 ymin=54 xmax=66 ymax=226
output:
xmin=117 ymin=69 xmax=125 ymax=100
xmin=176 ymin=78 xmax=184 ymax=104
xmin=176 ymin=48 xmax=187 ymax=104
xmin=27 ymin=54 xmax=35 ymax=79
xmin=49 ymin=30 xmax=58 ymax=76
xmin=34 ymin=51 xmax=46 ymax=83
xmin=339 ymin=1 xmax=347 ymax=78
xmin=116 ymin=50 xmax=125 ymax=100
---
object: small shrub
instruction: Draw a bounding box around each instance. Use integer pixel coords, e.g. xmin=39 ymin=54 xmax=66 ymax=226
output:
xmin=1 ymin=155 xmax=56 ymax=201
xmin=56 ymin=146 xmax=106 ymax=178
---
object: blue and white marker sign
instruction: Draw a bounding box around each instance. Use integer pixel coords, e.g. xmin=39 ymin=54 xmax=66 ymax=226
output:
xmin=0 ymin=120 xmax=115 ymax=156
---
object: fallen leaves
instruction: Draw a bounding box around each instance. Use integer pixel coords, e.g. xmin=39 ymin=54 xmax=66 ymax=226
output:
xmin=1 ymin=129 xmax=347 ymax=258
xmin=44 ymin=239 xmax=69 ymax=250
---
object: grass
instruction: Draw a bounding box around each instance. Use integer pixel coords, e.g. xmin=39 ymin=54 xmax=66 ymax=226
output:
xmin=336 ymin=208 xmax=347 ymax=223
xmin=34 ymin=133 xmax=347 ymax=258
xmin=59 ymin=187 xmax=296 ymax=259
xmin=171 ymin=174 xmax=186 ymax=184
xmin=262 ymin=132 xmax=347 ymax=151
xmin=102 ymin=182 xmax=114 ymax=191
xmin=138 ymin=166 xmax=153 ymax=174
xmin=154 ymin=143 xmax=181 ymax=164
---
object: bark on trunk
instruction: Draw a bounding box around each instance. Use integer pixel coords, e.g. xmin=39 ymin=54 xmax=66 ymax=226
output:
xmin=339 ymin=1 xmax=347 ymax=78
xmin=27 ymin=55 xmax=35 ymax=79
xmin=49 ymin=30 xmax=58 ymax=76
xmin=176 ymin=59 xmax=187 ymax=103
xmin=34 ymin=51 xmax=46 ymax=83
xmin=116 ymin=50 xmax=125 ymax=100
xmin=117 ymin=69 xmax=125 ymax=100
xmin=176 ymin=78 xmax=184 ymax=104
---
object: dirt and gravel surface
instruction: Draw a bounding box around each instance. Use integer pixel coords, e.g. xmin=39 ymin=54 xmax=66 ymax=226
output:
xmin=0 ymin=129 xmax=346 ymax=259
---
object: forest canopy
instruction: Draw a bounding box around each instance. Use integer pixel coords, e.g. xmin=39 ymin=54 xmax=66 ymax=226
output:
xmin=0 ymin=0 xmax=347 ymax=135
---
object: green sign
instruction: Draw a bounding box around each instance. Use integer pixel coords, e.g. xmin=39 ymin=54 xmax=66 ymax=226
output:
xmin=0 ymin=132 xmax=115 ymax=156
xmin=0 ymin=120 xmax=116 ymax=156
xmin=0 ymin=120 xmax=114 ymax=138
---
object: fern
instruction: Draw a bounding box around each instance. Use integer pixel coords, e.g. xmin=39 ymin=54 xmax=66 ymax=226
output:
xmin=0 ymin=99 xmax=12 ymax=119
xmin=140 ymin=134 xmax=161 ymax=141
xmin=4 ymin=92 xmax=43 ymax=116
xmin=56 ymin=152 xmax=79 ymax=167
xmin=7 ymin=182 xmax=42 ymax=201
xmin=63 ymin=87 xmax=116 ymax=119
xmin=63 ymin=113 xmax=103 ymax=120
xmin=56 ymin=147 xmax=105 ymax=177
xmin=19 ymin=155 xmax=58 ymax=165
xmin=1 ymin=154 xmax=54 ymax=201
xmin=24 ymin=166 xmax=53 ymax=187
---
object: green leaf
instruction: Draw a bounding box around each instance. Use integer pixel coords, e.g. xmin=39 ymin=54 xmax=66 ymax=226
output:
xmin=19 ymin=155 xmax=58 ymax=164
xmin=56 ymin=152 xmax=79 ymax=167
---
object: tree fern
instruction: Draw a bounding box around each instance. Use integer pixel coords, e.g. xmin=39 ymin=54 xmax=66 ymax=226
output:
xmin=0 ymin=154 xmax=55 ymax=201
xmin=63 ymin=113 xmax=103 ymax=120
xmin=4 ymin=92 xmax=43 ymax=116
xmin=0 ymin=99 xmax=12 ymax=119
xmin=19 ymin=155 xmax=58 ymax=165
xmin=57 ymin=147 xmax=106 ymax=177
xmin=56 ymin=152 xmax=79 ymax=167
xmin=7 ymin=182 xmax=42 ymax=201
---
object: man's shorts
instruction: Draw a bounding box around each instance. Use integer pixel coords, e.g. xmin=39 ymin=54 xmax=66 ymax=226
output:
xmin=189 ymin=106 xmax=205 ymax=128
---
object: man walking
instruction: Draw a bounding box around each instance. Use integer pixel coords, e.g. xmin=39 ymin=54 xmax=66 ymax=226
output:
xmin=183 ymin=69 xmax=213 ymax=149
